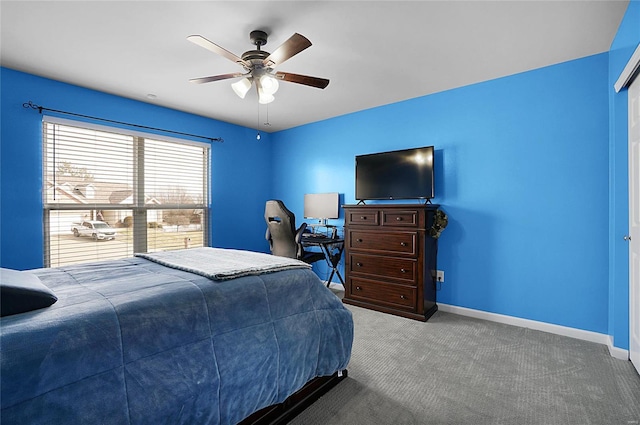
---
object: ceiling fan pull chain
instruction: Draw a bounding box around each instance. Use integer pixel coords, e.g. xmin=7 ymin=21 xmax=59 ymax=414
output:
xmin=256 ymin=100 xmax=261 ymax=140
xmin=264 ymin=104 xmax=271 ymax=127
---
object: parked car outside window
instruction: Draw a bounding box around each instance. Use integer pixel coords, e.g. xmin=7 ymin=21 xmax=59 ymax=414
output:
xmin=71 ymin=220 xmax=117 ymax=240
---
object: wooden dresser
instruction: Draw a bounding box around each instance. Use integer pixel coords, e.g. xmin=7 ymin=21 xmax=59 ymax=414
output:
xmin=342 ymin=204 xmax=440 ymax=321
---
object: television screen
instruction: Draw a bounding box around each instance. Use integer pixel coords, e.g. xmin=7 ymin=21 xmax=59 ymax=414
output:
xmin=304 ymin=192 xmax=339 ymax=220
xmin=355 ymin=146 xmax=434 ymax=201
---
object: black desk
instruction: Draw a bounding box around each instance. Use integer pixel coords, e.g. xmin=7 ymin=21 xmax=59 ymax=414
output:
xmin=301 ymin=236 xmax=345 ymax=287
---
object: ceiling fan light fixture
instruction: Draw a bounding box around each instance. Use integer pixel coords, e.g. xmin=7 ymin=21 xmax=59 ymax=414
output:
xmin=257 ymin=87 xmax=275 ymax=104
xmin=259 ymin=74 xmax=279 ymax=95
xmin=231 ymin=77 xmax=252 ymax=99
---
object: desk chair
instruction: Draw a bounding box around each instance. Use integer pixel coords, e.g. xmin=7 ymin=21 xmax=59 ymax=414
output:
xmin=264 ymin=200 xmax=325 ymax=264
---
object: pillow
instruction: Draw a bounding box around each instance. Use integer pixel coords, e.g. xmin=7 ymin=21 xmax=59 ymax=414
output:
xmin=1 ymin=268 xmax=58 ymax=317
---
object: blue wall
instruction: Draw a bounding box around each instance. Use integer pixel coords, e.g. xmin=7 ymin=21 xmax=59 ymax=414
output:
xmin=272 ymin=53 xmax=611 ymax=335
xmin=0 ymin=68 xmax=273 ymax=270
xmin=608 ymin=0 xmax=640 ymax=350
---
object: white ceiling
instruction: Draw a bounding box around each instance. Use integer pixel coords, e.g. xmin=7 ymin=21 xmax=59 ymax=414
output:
xmin=0 ymin=1 xmax=629 ymax=133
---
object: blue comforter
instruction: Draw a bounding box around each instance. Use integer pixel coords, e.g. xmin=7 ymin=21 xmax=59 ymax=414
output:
xmin=0 ymin=255 xmax=353 ymax=424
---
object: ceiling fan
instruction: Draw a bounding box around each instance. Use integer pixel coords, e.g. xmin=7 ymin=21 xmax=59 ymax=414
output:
xmin=187 ymin=30 xmax=329 ymax=104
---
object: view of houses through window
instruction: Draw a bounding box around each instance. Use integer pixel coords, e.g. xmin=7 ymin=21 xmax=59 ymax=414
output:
xmin=43 ymin=118 xmax=209 ymax=267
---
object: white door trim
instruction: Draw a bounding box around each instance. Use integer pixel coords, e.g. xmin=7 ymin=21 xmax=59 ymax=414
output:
xmin=628 ymin=77 xmax=640 ymax=373
xmin=615 ymin=43 xmax=640 ymax=93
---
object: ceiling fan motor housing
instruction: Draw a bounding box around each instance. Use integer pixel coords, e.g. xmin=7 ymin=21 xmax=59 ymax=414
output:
xmin=241 ymin=50 xmax=270 ymax=73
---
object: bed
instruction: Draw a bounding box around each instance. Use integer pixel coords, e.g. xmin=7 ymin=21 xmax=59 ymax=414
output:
xmin=0 ymin=248 xmax=353 ymax=424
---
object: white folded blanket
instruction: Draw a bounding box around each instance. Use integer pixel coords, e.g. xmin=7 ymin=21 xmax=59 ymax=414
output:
xmin=135 ymin=247 xmax=310 ymax=281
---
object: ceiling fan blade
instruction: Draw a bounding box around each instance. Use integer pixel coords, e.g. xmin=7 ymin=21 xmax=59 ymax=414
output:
xmin=263 ymin=33 xmax=312 ymax=67
xmin=187 ymin=35 xmax=249 ymax=67
xmin=189 ymin=73 xmax=245 ymax=84
xmin=274 ymin=72 xmax=329 ymax=89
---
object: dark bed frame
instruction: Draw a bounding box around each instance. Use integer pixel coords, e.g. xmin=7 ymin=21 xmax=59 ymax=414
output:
xmin=240 ymin=370 xmax=347 ymax=424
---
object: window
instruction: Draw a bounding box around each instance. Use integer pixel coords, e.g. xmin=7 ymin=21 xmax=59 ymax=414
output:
xmin=43 ymin=117 xmax=209 ymax=267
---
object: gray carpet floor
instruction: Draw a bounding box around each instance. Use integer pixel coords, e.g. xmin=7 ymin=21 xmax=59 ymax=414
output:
xmin=292 ymin=291 xmax=640 ymax=425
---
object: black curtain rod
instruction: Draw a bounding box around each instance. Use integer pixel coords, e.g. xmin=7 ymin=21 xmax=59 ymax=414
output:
xmin=22 ymin=101 xmax=224 ymax=143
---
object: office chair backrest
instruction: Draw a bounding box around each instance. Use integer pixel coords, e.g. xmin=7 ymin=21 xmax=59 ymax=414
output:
xmin=265 ymin=200 xmax=300 ymax=259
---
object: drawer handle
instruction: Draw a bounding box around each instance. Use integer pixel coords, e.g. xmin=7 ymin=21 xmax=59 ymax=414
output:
xmin=396 ymin=217 xmax=402 ymax=221
xmin=356 ymin=262 xmax=363 ymax=267
xmin=355 ymin=286 xmax=362 ymax=291
xmin=357 ymin=238 xmax=363 ymax=243
xmin=400 ymin=295 xmax=407 ymax=300
xmin=400 ymin=268 xmax=406 ymax=273
xmin=360 ymin=216 xmax=367 ymax=220
xmin=400 ymin=242 xmax=407 ymax=247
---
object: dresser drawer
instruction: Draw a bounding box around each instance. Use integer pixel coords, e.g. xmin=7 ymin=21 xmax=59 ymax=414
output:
xmin=348 ymin=230 xmax=417 ymax=256
xmin=349 ymin=253 xmax=417 ymax=283
xmin=381 ymin=209 xmax=419 ymax=227
xmin=349 ymin=278 xmax=416 ymax=310
xmin=346 ymin=210 xmax=379 ymax=226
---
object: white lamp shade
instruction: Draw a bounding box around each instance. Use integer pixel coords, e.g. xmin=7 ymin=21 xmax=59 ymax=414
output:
xmin=258 ymin=87 xmax=275 ymax=104
xmin=231 ymin=78 xmax=252 ymax=99
xmin=259 ymin=75 xmax=279 ymax=95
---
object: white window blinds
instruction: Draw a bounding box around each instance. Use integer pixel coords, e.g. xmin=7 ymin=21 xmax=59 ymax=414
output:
xmin=43 ymin=118 xmax=209 ymax=267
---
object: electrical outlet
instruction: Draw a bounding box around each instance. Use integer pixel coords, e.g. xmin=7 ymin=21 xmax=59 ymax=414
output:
xmin=436 ymin=270 xmax=444 ymax=282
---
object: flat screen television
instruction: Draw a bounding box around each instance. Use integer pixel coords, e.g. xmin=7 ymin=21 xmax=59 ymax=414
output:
xmin=355 ymin=146 xmax=435 ymax=201
xmin=304 ymin=192 xmax=339 ymax=225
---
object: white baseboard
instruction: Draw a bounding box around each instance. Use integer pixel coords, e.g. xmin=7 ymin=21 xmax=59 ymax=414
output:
xmin=607 ymin=335 xmax=630 ymax=360
xmin=437 ymin=303 xmax=629 ymax=360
